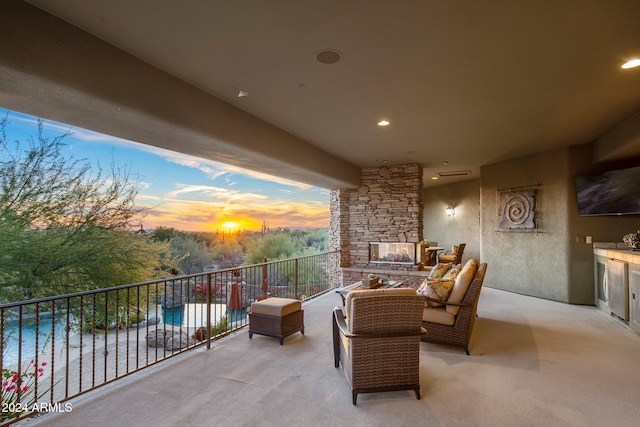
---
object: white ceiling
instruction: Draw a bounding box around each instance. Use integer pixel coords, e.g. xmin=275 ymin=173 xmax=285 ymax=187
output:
xmin=24 ymin=0 xmax=640 ymax=187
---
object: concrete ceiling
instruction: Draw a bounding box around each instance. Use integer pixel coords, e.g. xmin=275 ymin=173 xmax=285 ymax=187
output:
xmin=10 ymin=0 xmax=640 ymax=188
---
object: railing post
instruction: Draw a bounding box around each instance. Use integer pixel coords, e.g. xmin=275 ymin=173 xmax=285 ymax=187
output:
xmin=261 ymin=257 xmax=268 ymax=299
xmin=103 ymin=291 xmax=108 ymax=383
xmin=206 ymin=272 xmax=212 ymax=350
xmin=294 ymin=258 xmax=299 ymax=299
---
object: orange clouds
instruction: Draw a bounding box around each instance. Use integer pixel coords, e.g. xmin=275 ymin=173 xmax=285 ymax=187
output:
xmin=136 ymin=193 xmax=329 ymax=232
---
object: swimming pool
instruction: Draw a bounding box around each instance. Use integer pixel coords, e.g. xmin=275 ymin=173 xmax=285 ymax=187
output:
xmin=2 ymin=316 xmax=70 ymax=366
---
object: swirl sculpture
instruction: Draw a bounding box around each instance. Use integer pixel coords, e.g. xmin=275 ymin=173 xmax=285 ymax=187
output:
xmin=499 ymin=190 xmax=536 ymax=229
xmin=504 ymin=193 xmax=531 ymax=225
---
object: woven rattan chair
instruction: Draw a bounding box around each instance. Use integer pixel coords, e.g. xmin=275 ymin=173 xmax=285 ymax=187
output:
xmin=421 ymin=262 xmax=487 ymax=355
xmin=332 ymin=288 xmax=426 ymax=405
xmin=437 ymin=243 xmax=466 ymax=265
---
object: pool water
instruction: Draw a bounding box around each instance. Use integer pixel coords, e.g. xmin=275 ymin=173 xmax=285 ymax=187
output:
xmin=158 ymin=303 xmax=245 ymax=328
xmin=2 ymin=317 xmax=70 ymax=366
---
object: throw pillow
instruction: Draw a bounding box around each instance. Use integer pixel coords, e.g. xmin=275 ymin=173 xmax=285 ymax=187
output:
xmin=442 ymin=264 xmax=461 ymax=280
xmin=428 ymin=262 xmax=453 ymax=279
xmin=417 ymin=278 xmax=430 ymax=294
xmin=417 ymin=279 xmax=455 ymax=308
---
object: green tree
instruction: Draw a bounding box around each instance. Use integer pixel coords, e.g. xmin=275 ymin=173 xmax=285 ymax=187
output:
xmin=169 ymin=234 xmax=213 ymax=274
xmin=245 ymin=232 xmax=297 ymax=264
xmin=151 ymin=226 xmax=179 ymax=243
xmin=0 ymin=115 xmax=174 ymax=301
xmin=210 ymin=239 xmax=245 ymax=269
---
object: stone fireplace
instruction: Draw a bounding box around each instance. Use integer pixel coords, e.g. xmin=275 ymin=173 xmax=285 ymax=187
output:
xmin=330 ymin=163 xmax=428 ymax=288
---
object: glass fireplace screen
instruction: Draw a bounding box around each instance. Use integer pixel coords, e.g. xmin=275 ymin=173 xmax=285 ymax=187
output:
xmin=369 ymin=242 xmax=421 ymax=265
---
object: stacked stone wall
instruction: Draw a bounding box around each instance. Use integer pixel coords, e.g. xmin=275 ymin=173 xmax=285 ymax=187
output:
xmin=329 ymin=163 xmax=424 ymax=284
xmin=349 ymin=164 xmax=423 ymax=269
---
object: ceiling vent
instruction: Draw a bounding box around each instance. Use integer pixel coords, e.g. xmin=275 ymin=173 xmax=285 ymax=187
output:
xmin=438 ymin=170 xmax=471 ymax=177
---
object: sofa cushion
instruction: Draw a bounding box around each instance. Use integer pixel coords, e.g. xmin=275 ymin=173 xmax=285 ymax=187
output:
xmin=428 ymin=262 xmax=452 ymax=279
xmin=446 ymin=259 xmax=479 ymax=315
xmin=422 ymin=306 xmax=456 ymax=326
xmin=417 ymin=279 xmax=455 ymax=307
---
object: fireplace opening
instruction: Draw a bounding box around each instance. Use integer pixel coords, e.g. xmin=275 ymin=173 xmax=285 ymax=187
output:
xmin=369 ymin=242 xmax=421 ymax=265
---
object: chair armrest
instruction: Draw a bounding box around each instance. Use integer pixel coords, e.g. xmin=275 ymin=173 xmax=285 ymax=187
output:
xmin=423 ymin=296 xmax=471 ymax=307
xmin=333 ymin=307 xmax=349 ymax=335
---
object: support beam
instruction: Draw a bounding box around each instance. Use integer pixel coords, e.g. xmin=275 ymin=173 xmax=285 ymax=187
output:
xmin=594 ymin=108 xmax=640 ymax=163
xmin=0 ymin=0 xmax=360 ymax=189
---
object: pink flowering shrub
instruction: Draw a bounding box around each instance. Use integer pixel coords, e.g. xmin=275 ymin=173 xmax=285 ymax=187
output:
xmin=1 ymin=360 xmax=48 ymax=421
xmin=191 ymin=283 xmax=218 ymax=301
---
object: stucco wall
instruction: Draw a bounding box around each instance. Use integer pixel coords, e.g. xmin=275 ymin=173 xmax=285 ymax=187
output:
xmin=479 ymin=145 xmax=640 ymax=304
xmin=423 ymin=179 xmax=481 ymax=264
xmin=480 ymin=149 xmax=572 ymax=302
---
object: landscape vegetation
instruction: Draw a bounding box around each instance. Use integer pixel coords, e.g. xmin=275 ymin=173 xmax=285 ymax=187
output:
xmin=0 ymin=114 xmax=328 ymax=304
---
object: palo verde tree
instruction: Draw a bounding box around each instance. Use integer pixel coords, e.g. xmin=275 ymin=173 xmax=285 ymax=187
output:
xmin=0 ymin=114 xmax=174 ymax=302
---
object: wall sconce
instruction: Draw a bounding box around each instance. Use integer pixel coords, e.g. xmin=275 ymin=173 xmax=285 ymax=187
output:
xmin=446 ymin=205 xmax=455 ymax=216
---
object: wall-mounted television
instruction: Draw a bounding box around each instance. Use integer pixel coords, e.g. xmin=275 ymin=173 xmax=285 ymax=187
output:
xmin=575 ymin=165 xmax=640 ymax=216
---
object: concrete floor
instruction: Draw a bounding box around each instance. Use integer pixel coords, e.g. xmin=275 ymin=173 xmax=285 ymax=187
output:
xmin=19 ymin=287 xmax=640 ymax=427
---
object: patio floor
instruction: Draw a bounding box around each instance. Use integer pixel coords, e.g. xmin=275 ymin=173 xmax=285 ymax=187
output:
xmin=20 ymin=286 xmax=640 ymax=427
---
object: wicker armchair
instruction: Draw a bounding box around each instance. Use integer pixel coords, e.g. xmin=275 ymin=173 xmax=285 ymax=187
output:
xmin=437 ymin=243 xmax=466 ymax=265
xmin=332 ymin=288 xmax=426 ymax=404
xmin=422 ymin=262 xmax=487 ymax=355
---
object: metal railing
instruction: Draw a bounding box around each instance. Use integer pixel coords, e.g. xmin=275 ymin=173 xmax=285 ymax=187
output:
xmin=0 ymin=251 xmax=339 ymax=425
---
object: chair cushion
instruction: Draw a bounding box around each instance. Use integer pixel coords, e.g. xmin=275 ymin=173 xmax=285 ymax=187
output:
xmin=446 ymin=259 xmax=479 ymax=315
xmin=422 ymin=306 xmax=456 ymax=326
xmin=428 ymin=262 xmax=452 ymax=278
xmin=417 ymin=279 xmax=455 ymax=307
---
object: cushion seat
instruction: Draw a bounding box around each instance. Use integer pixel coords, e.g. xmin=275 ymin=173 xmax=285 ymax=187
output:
xmin=250 ymin=297 xmax=301 ymax=317
xmin=422 ymin=306 xmax=455 ymax=325
xmin=249 ymin=298 xmax=304 ymax=345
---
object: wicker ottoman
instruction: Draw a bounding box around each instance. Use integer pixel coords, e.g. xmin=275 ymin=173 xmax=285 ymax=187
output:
xmin=249 ymin=297 xmax=304 ymax=345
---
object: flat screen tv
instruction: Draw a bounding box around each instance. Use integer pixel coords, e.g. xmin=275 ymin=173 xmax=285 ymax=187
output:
xmin=575 ymin=165 xmax=640 ymax=216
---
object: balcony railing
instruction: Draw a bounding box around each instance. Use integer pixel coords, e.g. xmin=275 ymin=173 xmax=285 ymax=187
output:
xmin=0 ymin=251 xmax=339 ymax=425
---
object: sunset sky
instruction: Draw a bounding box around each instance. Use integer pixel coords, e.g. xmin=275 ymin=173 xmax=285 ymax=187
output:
xmin=0 ymin=108 xmax=330 ymax=232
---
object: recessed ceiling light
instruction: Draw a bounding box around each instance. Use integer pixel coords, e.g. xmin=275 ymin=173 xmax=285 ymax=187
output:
xmin=316 ymin=49 xmax=343 ymax=64
xmin=377 ymin=120 xmax=390 ymax=126
xmin=621 ymin=59 xmax=640 ymax=69
xmin=431 ymin=176 xmax=439 ymax=180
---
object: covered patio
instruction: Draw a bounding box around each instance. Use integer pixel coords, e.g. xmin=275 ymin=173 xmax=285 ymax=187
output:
xmin=3 ymin=3 xmax=640 ymax=425
xmin=24 ymin=287 xmax=640 ymax=427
